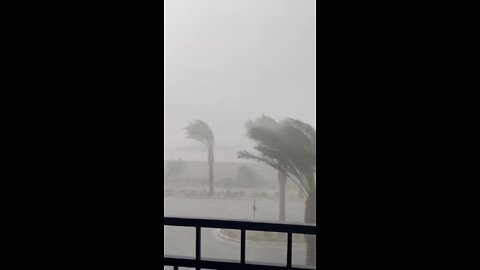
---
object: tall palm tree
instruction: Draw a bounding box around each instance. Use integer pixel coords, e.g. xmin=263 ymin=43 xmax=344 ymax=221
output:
xmin=238 ymin=116 xmax=316 ymax=266
xmin=244 ymin=116 xmax=288 ymax=222
xmin=185 ymin=120 xmax=215 ymax=196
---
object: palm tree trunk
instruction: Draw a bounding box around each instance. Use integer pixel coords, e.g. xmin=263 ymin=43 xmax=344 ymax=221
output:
xmin=208 ymin=143 xmax=214 ymax=196
xmin=298 ymin=186 xmax=303 ymax=199
xmin=278 ymin=171 xmax=287 ymax=222
xmin=304 ymin=193 xmax=316 ymax=266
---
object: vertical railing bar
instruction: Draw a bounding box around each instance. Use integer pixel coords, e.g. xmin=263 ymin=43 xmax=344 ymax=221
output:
xmin=173 ymin=266 xmax=178 ymax=270
xmin=240 ymin=229 xmax=246 ymax=264
xmin=287 ymin=232 xmax=292 ymax=269
xmin=196 ymin=226 xmax=201 ymax=270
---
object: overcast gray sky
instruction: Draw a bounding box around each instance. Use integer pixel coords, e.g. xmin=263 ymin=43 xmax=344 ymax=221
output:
xmin=164 ymin=0 xmax=316 ymax=162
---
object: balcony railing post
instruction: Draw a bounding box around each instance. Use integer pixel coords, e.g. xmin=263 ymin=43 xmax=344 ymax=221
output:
xmin=164 ymin=216 xmax=316 ymax=270
xmin=241 ymin=229 xmax=246 ymax=264
xmin=287 ymin=232 xmax=293 ymax=269
xmin=196 ymin=226 xmax=201 ymax=270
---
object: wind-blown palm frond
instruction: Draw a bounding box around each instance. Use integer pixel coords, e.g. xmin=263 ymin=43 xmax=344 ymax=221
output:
xmin=239 ymin=116 xmax=317 ymax=265
xmin=245 ymin=115 xmax=280 ymax=131
xmin=283 ymin=118 xmax=316 ymax=150
xmin=237 ymin=116 xmax=316 ymax=197
xmin=185 ymin=120 xmax=215 ymax=195
xmin=185 ymin=120 xmax=214 ymax=145
xmin=237 ymin=150 xmax=309 ymax=195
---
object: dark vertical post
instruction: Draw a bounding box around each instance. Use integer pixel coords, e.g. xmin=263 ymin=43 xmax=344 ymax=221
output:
xmin=287 ymin=232 xmax=292 ymax=269
xmin=173 ymin=266 xmax=178 ymax=270
xmin=240 ymin=229 xmax=246 ymax=264
xmin=196 ymin=226 xmax=201 ymax=270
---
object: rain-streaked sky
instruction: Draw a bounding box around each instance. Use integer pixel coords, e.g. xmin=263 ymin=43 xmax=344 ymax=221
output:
xmin=165 ymin=0 xmax=316 ymax=162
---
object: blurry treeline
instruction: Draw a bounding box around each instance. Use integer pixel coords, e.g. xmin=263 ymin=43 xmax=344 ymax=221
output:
xmin=164 ymin=160 xmax=300 ymax=190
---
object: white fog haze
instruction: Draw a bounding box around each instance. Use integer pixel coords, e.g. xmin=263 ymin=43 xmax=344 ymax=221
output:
xmin=164 ymin=0 xmax=316 ymax=268
xmin=165 ymin=0 xmax=316 ymax=162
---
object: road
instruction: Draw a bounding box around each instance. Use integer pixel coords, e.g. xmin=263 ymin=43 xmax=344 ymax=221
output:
xmin=164 ymin=197 xmax=309 ymax=268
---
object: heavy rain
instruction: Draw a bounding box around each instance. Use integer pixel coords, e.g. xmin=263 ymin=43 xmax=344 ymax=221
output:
xmin=164 ymin=0 xmax=316 ymax=268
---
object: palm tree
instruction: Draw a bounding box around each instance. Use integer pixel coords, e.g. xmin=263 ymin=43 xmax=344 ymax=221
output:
xmin=238 ymin=116 xmax=316 ymax=266
xmin=244 ymin=116 xmax=288 ymax=222
xmin=185 ymin=120 xmax=215 ymax=196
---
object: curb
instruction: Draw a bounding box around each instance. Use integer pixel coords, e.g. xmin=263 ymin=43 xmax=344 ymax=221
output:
xmin=215 ymin=229 xmax=306 ymax=247
xmin=216 ymin=228 xmax=241 ymax=242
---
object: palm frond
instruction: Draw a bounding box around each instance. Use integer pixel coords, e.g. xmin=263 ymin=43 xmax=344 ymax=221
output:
xmin=237 ymin=150 xmax=309 ymax=196
xmin=238 ymin=116 xmax=316 ymax=197
xmin=185 ymin=120 xmax=214 ymax=145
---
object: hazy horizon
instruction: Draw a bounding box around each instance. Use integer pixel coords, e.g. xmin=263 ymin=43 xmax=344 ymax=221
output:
xmin=165 ymin=0 xmax=316 ymax=162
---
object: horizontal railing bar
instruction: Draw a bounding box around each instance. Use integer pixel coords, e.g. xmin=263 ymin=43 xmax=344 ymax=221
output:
xmin=164 ymin=255 xmax=315 ymax=270
xmin=164 ymin=216 xmax=316 ymax=234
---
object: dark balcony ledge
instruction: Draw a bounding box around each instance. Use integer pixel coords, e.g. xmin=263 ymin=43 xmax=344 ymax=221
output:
xmin=164 ymin=254 xmax=316 ymax=270
xmin=164 ymin=216 xmax=317 ymax=269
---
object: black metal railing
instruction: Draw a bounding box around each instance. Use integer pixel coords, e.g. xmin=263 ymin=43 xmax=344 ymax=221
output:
xmin=164 ymin=216 xmax=316 ymax=270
